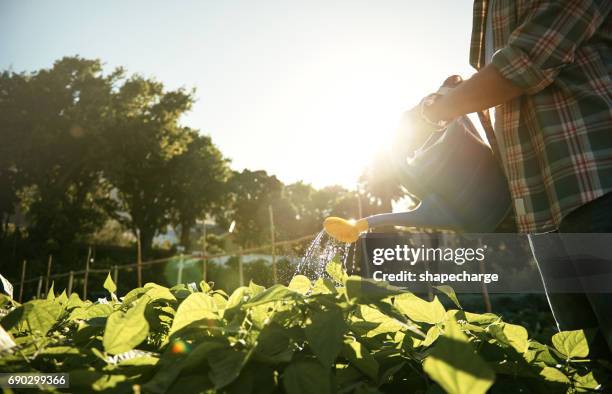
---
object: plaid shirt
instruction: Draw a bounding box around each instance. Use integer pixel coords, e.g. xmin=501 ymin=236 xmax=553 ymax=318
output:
xmin=470 ymin=0 xmax=612 ymax=233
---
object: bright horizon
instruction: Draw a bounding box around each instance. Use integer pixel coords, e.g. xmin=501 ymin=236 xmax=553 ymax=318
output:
xmin=1 ymin=0 xmax=476 ymax=189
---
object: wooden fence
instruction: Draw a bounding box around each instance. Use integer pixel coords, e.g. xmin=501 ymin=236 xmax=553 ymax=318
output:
xmin=7 ymin=231 xmax=493 ymax=313
xmin=12 ymin=233 xmax=318 ymax=302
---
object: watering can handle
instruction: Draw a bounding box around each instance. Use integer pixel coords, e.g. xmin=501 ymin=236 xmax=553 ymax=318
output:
xmin=439 ymin=76 xmax=500 ymax=161
xmin=436 ymin=77 xmax=502 ymax=164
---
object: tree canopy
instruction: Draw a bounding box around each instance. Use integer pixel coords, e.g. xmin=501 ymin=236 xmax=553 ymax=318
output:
xmin=0 ymin=56 xmax=405 ymax=274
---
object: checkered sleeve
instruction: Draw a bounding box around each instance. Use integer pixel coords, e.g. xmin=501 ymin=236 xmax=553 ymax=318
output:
xmin=491 ymin=0 xmax=611 ymax=95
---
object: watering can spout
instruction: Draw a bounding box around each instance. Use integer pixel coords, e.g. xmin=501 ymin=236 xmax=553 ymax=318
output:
xmin=364 ymin=195 xmax=463 ymax=231
xmin=323 ymin=195 xmax=464 ymax=243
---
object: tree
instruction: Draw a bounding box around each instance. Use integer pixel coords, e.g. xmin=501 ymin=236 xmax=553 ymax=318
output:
xmin=220 ymin=170 xmax=284 ymax=248
xmin=0 ymin=57 xmax=119 ymax=258
xmin=1 ymin=56 xmax=233 ymax=265
xmin=359 ymin=150 xmax=405 ymax=215
xmin=168 ymin=131 xmax=230 ymax=249
xmin=0 ymin=71 xmax=24 ymax=243
xmin=282 ymin=182 xmax=320 ymax=237
xmin=282 ymin=182 xmax=375 ymax=237
xmin=104 ymin=76 xmax=195 ymax=258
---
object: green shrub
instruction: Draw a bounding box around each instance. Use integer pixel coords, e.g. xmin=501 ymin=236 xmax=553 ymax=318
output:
xmin=0 ymin=257 xmax=605 ymax=393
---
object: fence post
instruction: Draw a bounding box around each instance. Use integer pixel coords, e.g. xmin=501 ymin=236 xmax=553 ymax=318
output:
xmin=36 ymin=276 xmax=43 ymax=299
xmin=67 ymin=271 xmax=74 ymax=296
xmin=18 ymin=260 xmax=26 ymax=303
xmin=113 ymin=265 xmax=119 ymax=289
xmin=238 ymin=251 xmax=244 ymax=287
xmin=269 ymin=205 xmax=277 ymax=284
xmin=136 ymin=229 xmax=142 ymax=288
xmin=177 ymin=254 xmax=184 ymax=285
xmin=82 ymin=246 xmax=92 ymax=300
xmin=44 ymin=255 xmax=53 ymax=297
xmin=202 ymin=224 xmax=207 ymax=282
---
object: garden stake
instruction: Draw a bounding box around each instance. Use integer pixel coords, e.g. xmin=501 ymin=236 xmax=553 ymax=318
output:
xmin=136 ymin=229 xmax=142 ymax=287
xmin=18 ymin=260 xmax=26 ymax=303
xmin=36 ymin=276 xmax=43 ymax=299
xmin=113 ymin=265 xmax=119 ymax=290
xmin=202 ymin=224 xmax=207 ymax=282
xmin=83 ymin=246 xmax=91 ymax=300
xmin=44 ymin=255 xmax=52 ymax=297
xmin=238 ymin=251 xmax=244 ymax=287
xmin=269 ymin=205 xmax=277 ymax=284
xmin=67 ymin=271 xmax=74 ymax=296
xmin=177 ymin=254 xmax=184 ymax=285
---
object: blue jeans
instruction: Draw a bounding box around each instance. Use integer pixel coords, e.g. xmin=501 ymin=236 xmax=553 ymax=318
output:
xmin=529 ymin=192 xmax=612 ymax=358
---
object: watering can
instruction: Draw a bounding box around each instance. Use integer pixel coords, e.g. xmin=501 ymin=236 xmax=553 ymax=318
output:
xmin=324 ymin=110 xmax=511 ymax=243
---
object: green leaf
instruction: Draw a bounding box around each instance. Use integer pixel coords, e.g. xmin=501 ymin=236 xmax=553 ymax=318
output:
xmin=199 ymin=280 xmax=211 ymax=293
xmin=288 ymin=275 xmax=311 ymax=295
xmin=103 ymin=296 xmax=150 ymax=354
xmin=208 ymin=348 xmax=249 ymax=389
xmin=423 ymin=319 xmax=495 ymax=394
xmin=356 ymin=305 xmax=403 ymax=337
xmin=56 ymin=290 xmax=69 ymax=304
xmin=434 ymin=285 xmax=461 ymax=309
xmin=283 ymin=359 xmax=331 ymax=394
xmin=70 ymin=369 xmax=129 ymax=391
xmin=394 ymin=294 xmax=446 ymax=324
xmin=573 ymin=371 xmax=600 ymax=390
xmin=552 ymin=329 xmax=589 ymax=359
xmin=489 ymin=323 xmax=529 ymax=353
xmin=224 ymin=364 xmax=276 ymax=394
xmin=170 ymin=284 xmax=191 ymax=300
xmin=3 ymin=300 xmax=63 ymax=336
xmin=242 ymin=285 xmax=297 ymax=308
xmin=419 ymin=325 xmax=442 ymax=347
xmin=248 ymin=281 xmax=265 ymax=296
xmin=528 ymin=341 xmax=557 ymax=366
xmin=212 ymin=293 xmax=227 ymax=310
xmin=182 ymin=340 xmax=227 ymax=372
xmin=464 ymin=311 xmax=499 ymax=325
xmin=341 ymin=338 xmax=379 ymax=380
xmin=27 ymin=300 xmax=63 ymax=336
xmin=503 ymin=323 xmax=529 ymax=353
xmin=103 ymin=272 xmax=117 ymax=295
xmin=539 ymin=367 xmax=570 ymax=384
xmin=325 ymin=256 xmax=348 ymax=284
xmin=255 ymin=323 xmax=293 ymax=363
xmin=225 ymin=287 xmax=249 ymax=310
xmin=46 ymin=282 xmax=55 ymax=301
xmin=117 ymin=354 xmax=159 ymax=367
xmin=311 ymin=278 xmax=336 ymax=295
xmin=122 ymin=287 xmax=150 ymax=307
xmin=168 ymin=375 xmax=213 ymax=393
xmin=144 ymin=283 xmax=177 ymax=303
xmin=69 ymin=303 xmax=113 ymax=321
xmin=345 ymin=276 xmax=405 ymax=303
xmin=169 ymin=292 xmax=218 ymax=336
xmin=305 ymin=307 xmax=346 ymax=366
xmin=142 ymin=353 xmax=188 ymax=393
xmin=249 ymin=304 xmax=272 ymax=328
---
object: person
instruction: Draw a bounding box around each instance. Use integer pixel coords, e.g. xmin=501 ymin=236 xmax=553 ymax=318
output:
xmin=409 ymin=0 xmax=612 ymax=356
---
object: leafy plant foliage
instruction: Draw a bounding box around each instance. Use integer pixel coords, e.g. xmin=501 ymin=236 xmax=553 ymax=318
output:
xmin=0 ymin=258 xmax=605 ymax=393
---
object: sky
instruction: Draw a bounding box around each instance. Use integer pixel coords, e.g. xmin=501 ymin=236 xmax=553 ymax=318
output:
xmin=0 ymin=0 xmax=476 ymax=189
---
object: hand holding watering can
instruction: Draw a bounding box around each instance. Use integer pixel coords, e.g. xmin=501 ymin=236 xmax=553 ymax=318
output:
xmin=324 ymin=76 xmax=511 ymax=243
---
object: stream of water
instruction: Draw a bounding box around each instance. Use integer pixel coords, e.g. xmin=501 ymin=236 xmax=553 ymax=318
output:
xmin=293 ymin=230 xmax=358 ymax=281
